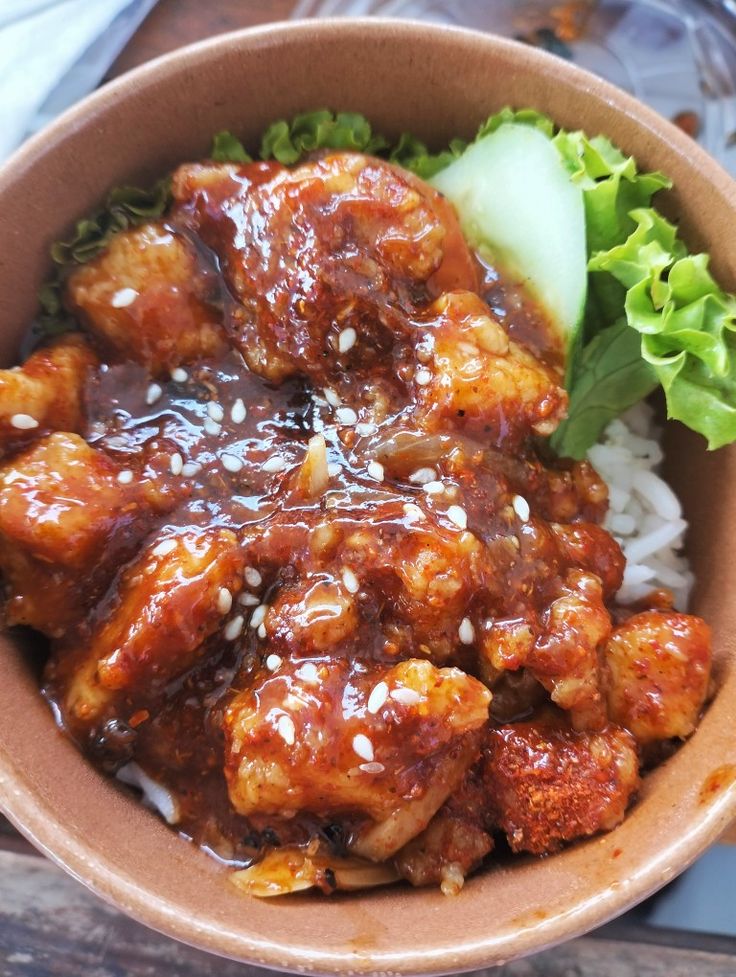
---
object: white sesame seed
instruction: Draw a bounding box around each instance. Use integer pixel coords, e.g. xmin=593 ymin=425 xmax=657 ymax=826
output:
xmin=336 ymin=406 xmax=358 ymax=426
xmin=249 ymin=604 xmax=268 ymax=629
xmin=403 ymin=502 xmax=426 ymax=523
xmin=459 ymin=617 xmax=475 ymax=645
xmin=171 ymin=367 xmax=188 ymax=383
xmin=152 ymin=538 xmax=177 ymax=558
xmin=324 ymin=388 xmax=341 ymax=407
xmin=338 ymin=327 xmax=357 ymax=353
xmin=169 ymin=452 xmax=183 ymax=476
xmin=203 ymin=417 xmax=222 ymax=437
xmin=355 ymin=422 xmax=378 ymax=437
xmin=352 ymin=733 xmax=374 ymax=762
xmin=367 ymin=682 xmax=388 ymax=715
xmin=409 ymin=467 xmax=436 ymax=485
xmin=342 ymin=568 xmax=359 ymax=594
xmin=327 ymin=462 xmax=342 ymax=477
xmin=262 ymin=455 xmax=286 ymax=473
xmin=239 ymin=592 xmax=260 ymax=607
xmin=224 ymin=615 xmax=244 ymax=641
xmin=117 ymin=469 xmax=134 ymax=485
xmin=423 ymin=480 xmax=445 ymax=495
xmin=447 ymin=505 xmax=468 ymax=530
xmin=244 ymin=567 xmax=262 ymax=588
xmin=512 ymin=494 xmax=531 ymax=522
xmin=277 ymin=714 xmax=296 ymax=746
xmin=217 ymin=587 xmax=233 ymax=614
xmin=181 ymin=462 xmax=202 ymax=478
xmin=207 ymin=401 xmax=225 ymax=422
xmin=390 ymin=687 xmax=421 ymax=706
xmin=221 ymin=453 xmax=243 ymax=473
xmin=230 ymin=398 xmax=246 ymax=424
xmin=415 ymin=368 xmax=432 ymax=386
xmin=257 ymin=622 xmax=267 ymax=639
xmin=266 ymin=653 xmax=282 ymax=671
xmin=359 ymin=762 xmax=385 ymax=774
xmin=146 ymin=383 xmax=162 ymax=406
xmin=11 ymin=411 xmax=42 ymax=436
xmin=298 ymin=662 xmax=320 ymax=684
xmin=367 ymin=460 xmax=384 ymax=482
xmin=110 ymin=287 xmax=138 ymax=308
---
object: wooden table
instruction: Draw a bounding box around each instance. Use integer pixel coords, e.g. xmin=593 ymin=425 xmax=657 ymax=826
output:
xmin=3 ymin=3 xmax=736 ymax=974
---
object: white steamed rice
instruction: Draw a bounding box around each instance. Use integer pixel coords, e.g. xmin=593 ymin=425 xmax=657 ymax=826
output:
xmin=588 ymin=401 xmax=694 ymax=610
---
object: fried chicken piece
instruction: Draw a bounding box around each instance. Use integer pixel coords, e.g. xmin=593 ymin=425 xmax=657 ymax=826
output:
xmin=394 ymin=768 xmax=493 ymax=892
xmin=171 ymin=153 xmax=477 ymax=385
xmin=527 ymin=570 xmax=612 ymax=731
xmin=63 ymin=527 xmax=245 ymax=725
xmin=394 ymin=814 xmax=492 ymax=894
xmin=549 ymin=522 xmax=625 ymax=599
xmin=0 ymin=433 xmax=155 ymax=635
xmin=479 ymin=569 xmax=611 ymax=731
xmin=66 ymin=223 xmax=226 ymax=373
xmin=415 ymin=291 xmax=567 ymax=446
xmin=485 ymin=719 xmax=640 ymax=854
xmin=0 ymin=335 xmax=97 ymax=455
xmin=252 ymin=493 xmax=497 ymax=665
xmin=224 ymin=658 xmax=490 ymax=857
xmin=265 ymin=576 xmax=361 ymax=655
xmin=605 ymin=610 xmax=711 ymax=745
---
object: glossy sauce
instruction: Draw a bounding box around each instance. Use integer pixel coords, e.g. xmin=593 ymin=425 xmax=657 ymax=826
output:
xmin=0 ymin=150 xmax=707 ymax=889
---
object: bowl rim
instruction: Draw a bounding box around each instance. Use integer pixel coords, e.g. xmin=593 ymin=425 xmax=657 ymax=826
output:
xmin=2 ymin=16 xmax=736 ymax=976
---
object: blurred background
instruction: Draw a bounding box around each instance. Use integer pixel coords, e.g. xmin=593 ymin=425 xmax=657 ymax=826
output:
xmin=2 ymin=0 xmax=736 ymax=971
xmin=4 ymin=0 xmax=736 ymax=171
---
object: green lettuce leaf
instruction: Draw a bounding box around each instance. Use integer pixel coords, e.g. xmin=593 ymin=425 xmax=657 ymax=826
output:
xmin=389 ymin=133 xmax=466 ymax=180
xmin=550 ymin=321 xmax=658 ymax=457
xmin=35 ymin=105 xmax=736 ymax=457
xmin=476 ymin=106 xmax=555 ymax=139
xmin=38 ymin=178 xmax=171 ymax=335
xmin=211 ymin=130 xmax=252 ymax=163
xmin=260 ymin=110 xmax=388 ymax=164
xmin=589 ymin=209 xmax=736 ymax=449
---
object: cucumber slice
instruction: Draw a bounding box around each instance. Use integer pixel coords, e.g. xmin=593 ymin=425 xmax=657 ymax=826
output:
xmin=430 ymin=123 xmax=587 ymax=358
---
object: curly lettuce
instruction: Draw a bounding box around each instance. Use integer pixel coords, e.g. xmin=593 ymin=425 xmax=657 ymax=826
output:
xmin=38 ymin=107 xmax=736 ymax=457
xmin=38 ymin=179 xmax=171 ymax=335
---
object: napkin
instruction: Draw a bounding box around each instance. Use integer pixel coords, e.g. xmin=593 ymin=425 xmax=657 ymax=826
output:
xmin=0 ymin=0 xmax=158 ymax=161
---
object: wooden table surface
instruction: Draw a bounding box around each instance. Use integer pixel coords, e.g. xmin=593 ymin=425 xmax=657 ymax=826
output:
xmin=3 ymin=2 xmax=736 ymax=974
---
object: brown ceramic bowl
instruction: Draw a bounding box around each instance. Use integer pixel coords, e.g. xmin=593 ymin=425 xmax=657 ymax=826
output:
xmin=1 ymin=18 xmax=736 ymax=976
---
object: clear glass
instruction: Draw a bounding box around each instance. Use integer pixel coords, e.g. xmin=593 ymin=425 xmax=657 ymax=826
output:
xmin=292 ymin=0 xmax=736 ymax=175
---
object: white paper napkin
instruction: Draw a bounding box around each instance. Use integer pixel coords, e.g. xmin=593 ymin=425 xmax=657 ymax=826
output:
xmin=0 ymin=0 xmax=158 ymax=161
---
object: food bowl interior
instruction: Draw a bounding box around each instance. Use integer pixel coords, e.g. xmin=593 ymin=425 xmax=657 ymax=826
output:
xmin=1 ymin=19 xmax=736 ymax=976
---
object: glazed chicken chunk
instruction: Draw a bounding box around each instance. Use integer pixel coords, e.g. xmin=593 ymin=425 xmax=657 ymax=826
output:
xmin=394 ymin=769 xmax=493 ymax=893
xmin=0 ymin=137 xmax=714 ymax=898
xmin=0 ymin=335 xmax=97 ymax=455
xmin=64 ymin=527 xmax=245 ymax=726
xmin=171 ymin=153 xmax=478 ymax=387
xmin=416 ymin=291 xmax=567 ymax=445
xmin=66 ymin=222 xmax=226 ymax=373
xmin=224 ymin=658 xmax=490 ymax=853
xmin=485 ymin=719 xmax=640 ymax=854
xmin=0 ymin=433 xmax=155 ymax=634
xmin=605 ymin=611 xmax=711 ymax=744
